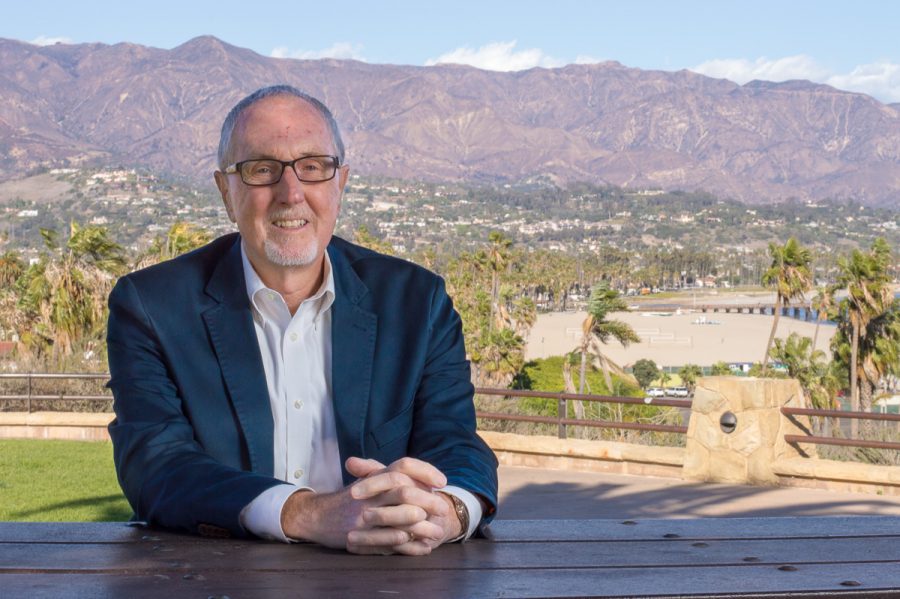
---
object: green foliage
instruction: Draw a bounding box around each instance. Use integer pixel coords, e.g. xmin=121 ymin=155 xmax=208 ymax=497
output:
xmin=770 ymin=333 xmax=837 ymax=409
xmin=513 ymin=356 xmax=643 ymax=414
xmin=0 ymin=440 xmax=131 ymax=521
xmin=678 ymin=364 xmax=703 ymax=390
xmin=762 ymin=237 xmax=813 ymax=370
xmin=632 ymin=359 xmax=660 ymax=389
xmin=710 ymin=361 xmax=732 ymax=376
xmin=353 ymin=225 xmax=395 ymax=256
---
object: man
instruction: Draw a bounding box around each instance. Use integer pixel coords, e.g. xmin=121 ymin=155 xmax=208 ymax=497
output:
xmin=107 ymin=85 xmax=498 ymax=556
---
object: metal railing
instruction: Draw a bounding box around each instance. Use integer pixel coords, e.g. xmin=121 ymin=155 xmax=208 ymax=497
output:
xmin=782 ymin=406 xmax=900 ymax=451
xmin=474 ymin=387 xmax=690 ymax=439
xmin=0 ymin=373 xmax=112 ymax=413
xmin=1 ymin=373 xmax=897 ymax=454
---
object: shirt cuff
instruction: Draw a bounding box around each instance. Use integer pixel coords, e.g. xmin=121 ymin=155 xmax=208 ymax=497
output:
xmin=440 ymin=485 xmax=483 ymax=540
xmin=239 ymin=483 xmax=309 ymax=543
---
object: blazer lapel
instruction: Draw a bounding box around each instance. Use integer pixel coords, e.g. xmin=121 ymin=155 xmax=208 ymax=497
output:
xmin=328 ymin=244 xmax=377 ymax=484
xmin=202 ymin=238 xmax=274 ymax=476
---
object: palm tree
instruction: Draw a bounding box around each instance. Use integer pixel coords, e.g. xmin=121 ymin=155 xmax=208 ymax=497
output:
xmin=576 ymin=284 xmax=640 ymax=394
xmin=140 ymin=222 xmax=211 ymax=267
xmin=0 ymin=250 xmax=24 ymax=288
xmin=770 ymin=333 xmax=834 ymax=409
xmin=856 ymin=301 xmax=900 ymax=419
xmin=486 ymin=232 xmax=512 ymax=331
xmin=15 ymin=222 xmax=124 ymax=363
xmin=833 ymin=238 xmax=894 ymax=427
xmin=810 ymin=286 xmax=836 ymax=352
xmin=710 ymin=361 xmax=733 ymax=376
xmin=761 ymin=238 xmax=812 ymax=374
xmin=678 ymin=364 xmax=703 ymax=394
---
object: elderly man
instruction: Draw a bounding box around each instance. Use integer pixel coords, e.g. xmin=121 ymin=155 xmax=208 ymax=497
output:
xmin=107 ymin=85 xmax=498 ymax=555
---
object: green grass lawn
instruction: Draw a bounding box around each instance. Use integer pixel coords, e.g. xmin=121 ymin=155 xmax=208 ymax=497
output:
xmin=0 ymin=439 xmax=132 ymax=521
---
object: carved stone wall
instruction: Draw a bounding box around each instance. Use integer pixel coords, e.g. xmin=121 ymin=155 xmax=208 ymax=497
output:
xmin=683 ymin=376 xmax=817 ymax=484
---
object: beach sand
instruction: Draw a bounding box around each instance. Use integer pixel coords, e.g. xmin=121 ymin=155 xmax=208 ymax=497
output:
xmin=526 ymin=308 xmax=835 ymax=369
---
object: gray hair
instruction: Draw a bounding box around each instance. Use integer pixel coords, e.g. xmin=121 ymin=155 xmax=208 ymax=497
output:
xmin=217 ymin=85 xmax=345 ymax=169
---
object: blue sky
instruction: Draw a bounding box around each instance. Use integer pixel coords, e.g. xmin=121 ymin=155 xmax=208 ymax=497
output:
xmin=6 ymin=1 xmax=900 ymax=102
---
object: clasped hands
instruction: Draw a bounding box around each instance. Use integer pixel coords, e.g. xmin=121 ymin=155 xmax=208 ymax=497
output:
xmin=280 ymin=456 xmax=462 ymax=555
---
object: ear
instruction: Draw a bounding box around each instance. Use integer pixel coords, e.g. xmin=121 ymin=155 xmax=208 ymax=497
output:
xmin=336 ymin=164 xmax=350 ymax=207
xmin=214 ymin=170 xmax=237 ymax=223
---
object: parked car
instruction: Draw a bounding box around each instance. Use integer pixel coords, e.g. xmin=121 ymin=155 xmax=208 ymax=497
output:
xmin=646 ymin=387 xmax=666 ymax=398
xmin=668 ymin=386 xmax=690 ymax=397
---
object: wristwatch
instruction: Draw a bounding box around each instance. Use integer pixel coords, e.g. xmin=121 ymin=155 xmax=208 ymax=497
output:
xmin=440 ymin=492 xmax=470 ymax=543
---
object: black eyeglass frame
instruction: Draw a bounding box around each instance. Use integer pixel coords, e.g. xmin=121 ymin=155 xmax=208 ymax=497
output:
xmin=223 ymin=155 xmax=341 ymax=186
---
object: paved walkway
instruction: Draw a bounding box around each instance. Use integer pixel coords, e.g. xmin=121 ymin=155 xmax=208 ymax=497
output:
xmin=496 ymin=466 xmax=900 ymax=520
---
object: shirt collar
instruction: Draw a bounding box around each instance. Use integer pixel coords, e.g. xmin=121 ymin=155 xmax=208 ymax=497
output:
xmin=240 ymin=242 xmax=335 ymax=323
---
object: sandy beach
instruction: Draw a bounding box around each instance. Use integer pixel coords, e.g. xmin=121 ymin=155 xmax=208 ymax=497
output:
xmin=526 ymin=303 xmax=835 ymax=369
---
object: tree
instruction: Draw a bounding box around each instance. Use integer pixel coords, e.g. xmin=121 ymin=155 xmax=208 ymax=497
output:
xmin=140 ymin=222 xmax=212 ymax=268
xmin=576 ymin=284 xmax=640 ymax=394
xmin=832 ymin=238 xmax=894 ymax=432
xmin=770 ymin=333 xmax=835 ymax=410
xmin=486 ymin=231 xmax=512 ymax=331
xmin=810 ymin=286 xmax=836 ymax=352
xmin=0 ymin=250 xmax=24 ymax=288
xmin=632 ymin=359 xmax=660 ymax=390
xmin=353 ymin=225 xmax=395 ymax=256
xmin=761 ymin=238 xmax=812 ymax=373
xmin=678 ymin=364 xmax=703 ymax=393
xmin=831 ymin=298 xmax=900 ymax=436
xmin=15 ymin=222 xmax=125 ymax=363
xmin=710 ymin=361 xmax=732 ymax=376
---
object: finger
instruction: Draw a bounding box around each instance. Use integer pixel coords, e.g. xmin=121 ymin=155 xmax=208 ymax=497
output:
xmin=379 ymin=485 xmax=450 ymax=518
xmin=386 ymin=457 xmax=448 ymax=489
xmin=347 ymin=527 xmax=414 ymax=548
xmin=363 ymin=504 xmax=428 ymax=528
xmin=352 ymin=479 xmax=449 ymax=518
xmin=351 ymin=470 xmax=426 ymax=499
xmin=347 ymin=522 xmax=443 ymax=548
xmin=363 ymin=508 xmax=446 ymax=540
xmin=345 ymin=456 xmax=386 ymax=479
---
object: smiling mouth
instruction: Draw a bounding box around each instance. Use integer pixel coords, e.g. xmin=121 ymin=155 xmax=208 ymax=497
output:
xmin=272 ymin=218 xmax=309 ymax=228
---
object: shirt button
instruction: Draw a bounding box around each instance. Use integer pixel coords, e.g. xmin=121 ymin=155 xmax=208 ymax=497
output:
xmin=289 ymin=332 xmax=298 ymax=342
xmin=294 ymin=400 xmax=303 ymax=410
xmin=293 ymin=469 xmax=304 ymax=480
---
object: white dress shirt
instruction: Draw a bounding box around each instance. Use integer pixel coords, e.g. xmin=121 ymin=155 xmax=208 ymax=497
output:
xmin=237 ymin=244 xmax=481 ymax=543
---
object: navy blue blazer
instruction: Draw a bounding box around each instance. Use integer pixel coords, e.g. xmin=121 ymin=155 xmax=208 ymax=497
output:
xmin=107 ymin=233 xmax=498 ymax=537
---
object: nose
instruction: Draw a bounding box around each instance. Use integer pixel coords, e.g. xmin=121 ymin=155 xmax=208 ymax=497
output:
xmin=275 ymin=163 xmax=306 ymax=204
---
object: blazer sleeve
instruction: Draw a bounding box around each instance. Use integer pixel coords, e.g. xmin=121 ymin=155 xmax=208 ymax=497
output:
xmin=406 ymin=277 xmax=499 ymax=521
xmin=106 ymin=276 xmax=282 ymax=537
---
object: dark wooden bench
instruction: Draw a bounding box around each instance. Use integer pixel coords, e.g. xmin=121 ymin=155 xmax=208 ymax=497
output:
xmin=2 ymin=516 xmax=900 ymax=597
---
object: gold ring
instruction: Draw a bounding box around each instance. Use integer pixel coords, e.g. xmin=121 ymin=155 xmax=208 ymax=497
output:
xmin=407 ymin=531 xmax=416 ymax=543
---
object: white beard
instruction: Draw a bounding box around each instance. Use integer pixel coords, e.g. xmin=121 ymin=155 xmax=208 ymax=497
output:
xmin=264 ymin=237 xmax=319 ymax=267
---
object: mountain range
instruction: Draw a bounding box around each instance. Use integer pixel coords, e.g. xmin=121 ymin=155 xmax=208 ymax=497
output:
xmin=2 ymin=36 xmax=899 ymax=207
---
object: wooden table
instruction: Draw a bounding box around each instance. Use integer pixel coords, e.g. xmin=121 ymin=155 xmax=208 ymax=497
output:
xmin=2 ymin=517 xmax=900 ymax=598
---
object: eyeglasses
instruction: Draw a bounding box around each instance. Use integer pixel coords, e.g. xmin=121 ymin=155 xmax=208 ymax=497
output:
xmin=223 ymin=155 xmax=340 ymax=186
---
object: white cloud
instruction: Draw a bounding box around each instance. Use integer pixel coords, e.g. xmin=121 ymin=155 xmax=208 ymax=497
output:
xmin=691 ymin=55 xmax=829 ymax=84
xmin=827 ymin=62 xmax=900 ymax=103
xmin=691 ymin=55 xmax=900 ymax=104
xmin=574 ymin=55 xmax=605 ymax=65
xmin=29 ymin=35 xmax=73 ymax=46
xmin=271 ymin=42 xmax=365 ymax=61
xmin=425 ymin=41 xmax=563 ymax=71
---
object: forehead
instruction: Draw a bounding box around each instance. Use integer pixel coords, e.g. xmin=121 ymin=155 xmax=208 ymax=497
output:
xmin=232 ymin=95 xmax=334 ymax=157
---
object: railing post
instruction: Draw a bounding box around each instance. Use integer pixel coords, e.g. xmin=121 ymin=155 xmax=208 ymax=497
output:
xmin=557 ymin=394 xmax=567 ymax=439
xmin=27 ymin=372 xmax=32 ymax=414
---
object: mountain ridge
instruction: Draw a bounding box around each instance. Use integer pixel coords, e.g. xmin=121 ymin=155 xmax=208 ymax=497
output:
xmin=2 ymin=36 xmax=898 ymax=207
